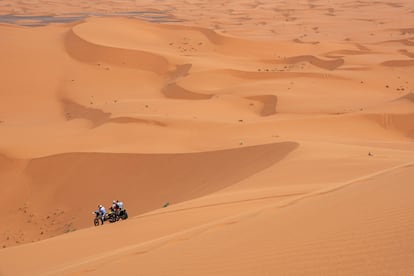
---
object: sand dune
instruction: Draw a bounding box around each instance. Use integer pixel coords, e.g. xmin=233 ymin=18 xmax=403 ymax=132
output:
xmin=0 ymin=0 xmax=413 ymax=275
xmin=399 ymin=49 xmax=414 ymax=58
xmin=397 ymin=92 xmax=414 ymax=102
xmin=161 ymin=83 xmax=213 ymax=100
xmin=0 ymin=142 xmax=297 ymax=247
xmin=1 ymin=159 xmax=413 ymax=275
xmin=267 ymin=55 xmax=345 ymax=70
xmin=65 ymin=28 xmax=171 ymax=75
xmin=246 ymin=95 xmax=278 ymax=116
xmin=381 ymin=59 xmax=414 ymax=67
xmin=62 ymin=98 xmax=112 ymax=127
xmin=381 ymin=38 xmax=414 ymax=46
xmin=63 ymin=97 xmax=168 ymax=127
xmin=363 ymin=113 xmax=414 ymax=138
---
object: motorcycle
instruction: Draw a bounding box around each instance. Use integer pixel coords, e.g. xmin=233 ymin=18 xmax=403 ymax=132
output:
xmin=118 ymin=209 xmax=129 ymax=220
xmin=93 ymin=209 xmax=128 ymax=226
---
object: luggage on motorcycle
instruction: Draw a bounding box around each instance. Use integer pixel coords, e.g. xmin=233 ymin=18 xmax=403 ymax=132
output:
xmin=119 ymin=209 xmax=128 ymax=220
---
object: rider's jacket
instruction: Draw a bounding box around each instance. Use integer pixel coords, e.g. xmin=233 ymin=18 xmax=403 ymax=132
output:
xmin=99 ymin=206 xmax=107 ymax=215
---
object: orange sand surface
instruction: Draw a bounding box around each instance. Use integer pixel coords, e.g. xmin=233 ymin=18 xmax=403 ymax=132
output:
xmin=0 ymin=0 xmax=413 ymax=275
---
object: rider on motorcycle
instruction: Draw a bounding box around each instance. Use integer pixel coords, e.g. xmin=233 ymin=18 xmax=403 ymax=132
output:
xmin=111 ymin=200 xmax=120 ymax=215
xmin=95 ymin=204 xmax=106 ymax=225
xmin=110 ymin=200 xmax=125 ymax=216
xmin=116 ymin=200 xmax=124 ymax=210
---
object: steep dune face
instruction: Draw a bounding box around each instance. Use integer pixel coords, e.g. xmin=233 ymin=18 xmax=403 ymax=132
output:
xmin=0 ymin=0 xmax=414 ymax=275
xmin=0 ymin=143 xmax=297 ymax=247
xmin=0 ymin=26 xmax=67 ymax=121
xmin=266 ymin=55 xmax=345 ymax=70
xmin=98 ymin=164 xmax=413 ymax=276
xmin=364 ymin=113 xmax=414 ymax=138
xmin=381 ymin=60 xmax=414 ymax=67
xmin=61 ymin=98 xmax=112 ymax=127
xmin=1 ymin=159 xmax=413 ymax=276
xmin=161 ymin=83 xmax=213 ymax=100
xmin=246 ymin=95 xmax=278 ymax=116
xmin=65 ymin=28 xmax=171 ymax=75
xmin=25 ymin=142 xmax=297 ymax=213
xmin=0 ymin=155 xmax=29 ymax=210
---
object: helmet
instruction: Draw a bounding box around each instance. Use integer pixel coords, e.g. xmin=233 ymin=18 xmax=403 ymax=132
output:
xmin=99 ymin=204 xmax=103 ymax=208
xmin=112 ymin=200 xmax=116 ymax=204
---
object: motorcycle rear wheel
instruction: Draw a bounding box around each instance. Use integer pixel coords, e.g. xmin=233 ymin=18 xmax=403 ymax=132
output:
xmin=121 ymin=211 xmax=128 ymax=220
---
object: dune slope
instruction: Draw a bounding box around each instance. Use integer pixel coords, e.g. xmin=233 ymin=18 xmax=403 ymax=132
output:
xmin=0 ymin=0 xmax=413 ymax=275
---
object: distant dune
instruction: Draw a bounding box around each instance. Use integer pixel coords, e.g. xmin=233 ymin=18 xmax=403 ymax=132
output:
xmin=0 ymin=0 xmax=413 ymax=275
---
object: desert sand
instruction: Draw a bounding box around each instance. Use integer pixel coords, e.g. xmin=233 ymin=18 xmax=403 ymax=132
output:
xmin=0 ymin=0 xmax=413 ymax=275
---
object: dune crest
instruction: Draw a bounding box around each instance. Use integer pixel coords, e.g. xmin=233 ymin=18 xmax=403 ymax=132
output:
xmin=65 ymin=28 xmax=171 ymax=74
xmin=0 ymin=1 xmax=414 ymax=274
xmin=267 ymin=55 xmax=345 ymax=70
xmin=0 ymin=142 xmax=297 ymax=247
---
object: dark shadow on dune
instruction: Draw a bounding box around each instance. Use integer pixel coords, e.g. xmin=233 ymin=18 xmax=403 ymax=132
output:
xmin=380 ymin=39 xmax=414 ymax=46
xmin=64 ymin=29 xmax=170 ymax=74
xmin=399 ymin=28 xmax=414 ymax=35
xmin=399 ymin=49 xmax=414 ymax=58
xmin=169 ymin=63 xmax=193 ymax=81
xmin=267 ymin=55 xmax=344 ymax=70
xmin=161 ymin=83 xmax=213 ymax=100
xmin=293 ymin=38 xmax=320 ymax=45
xmin=25 ymin=142 xmax=298 ymax=222
xmin=364 ymin=113 xmax=414 ymax=138
xmin=0 ymin=154 xmax=21 ymax=173
xmin=108 ymin=117 xmax=167 ymax=127
xmin=381 ymin=60 xmax=414 ymax=67
xmin=394 ymin=92 xmax=414 ymax=102
xmin=354 ymin=43 xmax=370 ymax=51
xmin=247 ymin=95 xmax=278 ymax=116
xmin=324 ymin=49 xmax=371 ymax=58
xmin=62 ymin=98 xmax=166 ymax=128
xmin=218 ymin=69 xmax=343 ymax=80
xmin=62 ymin=98 xmax=111 ymax=127
xmin=386 ymin=2 xmax=403 ymax=8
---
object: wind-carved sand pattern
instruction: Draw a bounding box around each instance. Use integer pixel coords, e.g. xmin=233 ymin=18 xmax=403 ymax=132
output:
xmin=0 ymin=0 xmax=414 ymax=275
xmin=397 ymin=92 xmax=414 ymax=102
xmin=267 ymin=55 xmax=345 ymax=71
xmin=246 ymin=95 xmax=278 ymax=116
xmin=381 ymin=60 xmax=414 ymax=67
xmin=65 ymin=28 xmax=171 ymax=75
xmin=161 ymin=83 xmax=213 ymax=100
xmin=399 ymin=49 xmax=414 ymax=58
xmin=62 ymin=98 xmax=166 ymax=128
xmin=169 ymin=64 xmax=193 ymax=81
xmin=381 ymin=38 xmax=414 ymax=46
xmin=323 ymin=49 xmax=372 ymax=58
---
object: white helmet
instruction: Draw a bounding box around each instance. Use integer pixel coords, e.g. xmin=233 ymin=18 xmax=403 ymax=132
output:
xmin=99 ymin=204 xmax=103 ymax=208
